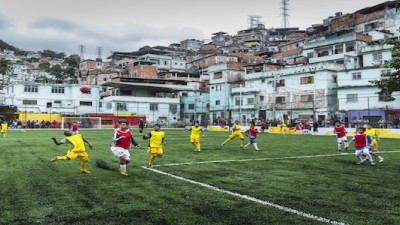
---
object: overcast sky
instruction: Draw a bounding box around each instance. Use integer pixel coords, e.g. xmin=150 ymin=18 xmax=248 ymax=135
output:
xmin=0 ymin=0 xmax=386 ymax=59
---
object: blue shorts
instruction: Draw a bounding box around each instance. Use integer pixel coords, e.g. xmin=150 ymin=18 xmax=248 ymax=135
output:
xmin=249 ymin=137 xmax=256 ymax=143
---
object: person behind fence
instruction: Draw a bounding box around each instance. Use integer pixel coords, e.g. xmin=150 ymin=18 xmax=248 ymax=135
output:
xmin=72 ymin=122 xmax=78 ymax=135
xmin=50 ymin=131 xmax=93 ymax=174
xmin=1 ymin=120 xmax=8 ymax=137
xmin=222 ymin=120 xmax=244 ymax=148
xmin=110 ymin=122 xmax=140 ymax=176
xmin=184 ymin=122 xmax=205 ymax=152
xmin=143 ymin=123 xmax=166 ymax=168
xmin=138 ymin=119 xmax=146 ymax=135
xmin=346 ymin=127 xmax=375 ymax=166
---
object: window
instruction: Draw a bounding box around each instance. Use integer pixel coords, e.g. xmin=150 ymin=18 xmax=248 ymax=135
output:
xmin=80 ymin=101 xmax=92 ymax=106
xmin=106 ymin=103 xmax=112 ymax=109
xmin=259 ymin=96 xmax=265 ymax=102
xmin=373 ymin=53 xmax=381 ymax=60
xmin=116 ymin=103 xmax=127 ymax=111
xmin=307 ymin=52 xmax=313 ymax=58
xmin=276 ymin=79 xmax=285 ymax=87
xmin=332 ymin=75 xmax=337 ymax=83
xmin=300 ymin=76 xmax=314 ymax=84
xmin=381 ymin=70 xmax=391 ymax=76
xmin=214 ymin=72 xmax=223 ymax=79
xmin=347 ymin=94 xmax=358 ymax=103
xmin=276 ymin=96 xmax=285 ymax=104
xmin=51 ymin=87 xmax=65 ymax=94
xmin=215 ymin=100 xmax=220 ymax=105
xmin=378 ymin=94 xmax=390 ymax=102
xmin=150 ymin=104 xmax=158 ymax=111
xmin=247 ymin=98 xmax=254 ymax=104
xmin=24 ymin=85 xmax=38 ymax=93
xmin=54 ymin=100 xmax=61 ymax=104
xmin=188 ymin=104 xmax=195 ymax=109
xmin=169 ymin=104 xmax=178 ymax=114
xmin=352 ymin=72 xmax=361 ymax=80
xmin=261 ymin=78 xmax=265 ymax=83
xmin=235 ymin=97 xmax=243 ymax=106
xmin=182 ymin=92 xmax=188 ymax=97
xmin=121 ymin=90 xmax=131 ymax=96
xmin=300 ymin=95 xmax=314 ymax=102
xmin=216 ymin=85 xmax=221 ymax=91
xmin=23 ymin=100 xmax=37 ymax=105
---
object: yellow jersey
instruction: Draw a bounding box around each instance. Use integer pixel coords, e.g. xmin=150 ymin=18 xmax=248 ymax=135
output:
xmin=65 ymin=134 xmax=86 ymax=152
xmin=149 ymin=131 xmax=165 ymax=148
xmin=232 ymin=124 xmax=242 ymax=134
xmin=190 ymin=126 xmax=203 ymax=139
xmin=365 ymin=128 xmax=376 ymax=139
xmin=1 ymin=123 xmax=7 ymax=131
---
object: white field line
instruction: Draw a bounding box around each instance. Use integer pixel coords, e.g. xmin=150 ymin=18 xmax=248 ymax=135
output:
xmin=20 ymin=130 xmax=26 ymax=132
xmin=152 ymin=150 xmax=400 ymax=167
xmin=143 ymin=166 xmax=347 ymax=225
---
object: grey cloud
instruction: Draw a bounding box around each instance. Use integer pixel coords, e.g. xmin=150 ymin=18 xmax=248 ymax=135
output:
xmin=3 ymin=18 xmax=206 ymax=59
xmin=0 ymin=13 xmax=13 ymax=30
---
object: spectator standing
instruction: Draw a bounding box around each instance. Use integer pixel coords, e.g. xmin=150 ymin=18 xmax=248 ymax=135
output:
xmin=378 ymin=118 xmax=385 ymax=129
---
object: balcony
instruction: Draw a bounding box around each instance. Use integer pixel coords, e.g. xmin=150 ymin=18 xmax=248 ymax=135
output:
xmin=309 ymin=51 xmax=357 ymax=64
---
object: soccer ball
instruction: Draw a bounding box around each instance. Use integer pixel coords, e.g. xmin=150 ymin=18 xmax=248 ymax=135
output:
xmin=80 ymin=85 xmax=91 ymax=94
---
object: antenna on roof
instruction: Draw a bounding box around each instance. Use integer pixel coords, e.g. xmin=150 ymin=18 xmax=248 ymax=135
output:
xmin=79 ymin=45 xmax=85 ymax=60
xmin=281 ymin=0 xmax=290 ymax=28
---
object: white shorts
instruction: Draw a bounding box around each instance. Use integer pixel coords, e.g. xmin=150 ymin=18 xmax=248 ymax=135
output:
xmin=111 ymin=146 xmax=130 ymax=160
xmin=72 ymin=131 xmax=79 ymax=135
xmin=337 ymin=137 xmax=347 ymax=143
xmin=302 ymin=129 xmax=308 ymax=133
xmin=355 ymin=147 xmax=369 ymax=156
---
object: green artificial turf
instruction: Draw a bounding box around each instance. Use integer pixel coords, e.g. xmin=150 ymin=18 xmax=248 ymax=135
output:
xmin=0 ymin=129 xmax=399 ymax=225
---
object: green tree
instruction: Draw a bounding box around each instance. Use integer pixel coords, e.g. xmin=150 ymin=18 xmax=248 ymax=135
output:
xmin=40 ymin=50 xmax=66 ymax=59
xmin=49 ymin=64 xmax=64 ymax=79
xmin=38 ymin=62 xmax=50 ymax=71
xmin=64 ymin=54 xmax=81 ymax=68
xmin=139 ymin=45 xmax=152 ymax=51
xmin=64 ymin=67 xmax=76 ymax=77
xmin=0 ymin=58 xmax=13 ymax=86
xmin=370 ymin=39 xmax=400 ymax=101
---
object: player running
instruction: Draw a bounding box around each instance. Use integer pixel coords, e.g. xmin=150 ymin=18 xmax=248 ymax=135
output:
xmin=138 ymin=119 xmax=146 ymax=135
xmin=364 ymin=124 xmax=384 ymax=163
xmin=1 ymin=121 xmax=8 ymax=137
xmin=143 ymin=124 xmax=166 ymax=168
xmin=184 ymin=122 xmax=206 ymax=152
xmin=222 ymin=120 xmax=244 ymax=148
xmin=243 ymin=123 xmax=260 ymax=151
xmin=333 ymin=121 xmax=347 ymax=152
xmin=50 ymin=131 xmax=93 ymax=174
xmin=110 ymin=122 xmax=140 ymax=176
xmin=346 ymin=127 xmax=375 ymax=165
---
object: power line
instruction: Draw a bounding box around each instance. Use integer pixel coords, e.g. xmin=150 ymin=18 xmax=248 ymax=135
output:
xmin=281 ymin=0 xmax=290 ymax=28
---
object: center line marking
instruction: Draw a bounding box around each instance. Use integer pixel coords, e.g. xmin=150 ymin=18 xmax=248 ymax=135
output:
xmin=152 ymin=150 xmax=400 ymax=167
xmin=143 ymin=166 xmax=347 ymax=225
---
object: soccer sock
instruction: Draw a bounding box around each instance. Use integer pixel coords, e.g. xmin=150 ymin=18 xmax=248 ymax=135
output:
xmin=149 ymin=154 xmax=156 ymax=165
xmin=338 ymin=143 xmax=342 ymax=150
xmin=80 ymin=161 xmax=88 ymax=171
xmin=365 ymin=152 xmax=373 ymax=162
xmin=120 ymin=164 xmax=126 ymax=172
xmin=244 ymin=143 xmax=250 ymax=148
xmin=223 ymin=138 xmax=232 ymax=144
xmin=254 ymin=143 xmax=259 ymax=150
xmin=196 ymin=143 xmax=201 ymax=150
xmin=240 ymin=140 xmax=244 ymax=147
xmin=356 ymin=155 xmax=362 ymax=162
xmin=57 ymin=156 xmax=69 ymax=160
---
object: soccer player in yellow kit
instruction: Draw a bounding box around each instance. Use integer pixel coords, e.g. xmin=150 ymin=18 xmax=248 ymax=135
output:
xmin=222 ymin=120 xmax=244 ymax=148
xmin=1 ymin=121 xmax=8 ymax=137
xmin=50 ymin=131 xmax=93 ymax=174
xmin=364 ymin=124 xmax=384 ymax=163
xmin=144 ymin=124 xmax=166 ymax=168
xmin=184 ymin=122 xmax=206 ymax=152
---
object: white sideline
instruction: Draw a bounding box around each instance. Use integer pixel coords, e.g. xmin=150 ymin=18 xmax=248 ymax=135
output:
xmin=152 ymin=150 xmax=400 ymax=167
xmin=143 ymin=166 xmax=347 ymax=225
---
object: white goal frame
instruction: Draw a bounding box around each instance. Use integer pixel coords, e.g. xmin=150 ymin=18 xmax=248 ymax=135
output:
xmin=61 ymin=117 xmax=102 ymax=129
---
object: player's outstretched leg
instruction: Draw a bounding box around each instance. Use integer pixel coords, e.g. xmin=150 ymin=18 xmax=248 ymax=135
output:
xmin=79 ymin=158 xmax=90 ymax=174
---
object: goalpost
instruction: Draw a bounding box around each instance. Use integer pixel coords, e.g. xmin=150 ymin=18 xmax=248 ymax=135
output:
xmin=61 ymin=117 xmax=102 ymax=129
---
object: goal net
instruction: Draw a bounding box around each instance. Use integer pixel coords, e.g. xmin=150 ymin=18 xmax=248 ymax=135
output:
xmin=61 ymin=117 xmax=102 ymax=130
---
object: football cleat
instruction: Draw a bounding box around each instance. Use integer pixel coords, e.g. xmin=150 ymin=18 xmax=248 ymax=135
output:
xmin=356 ymin=161 xmax=364 ymax=165
xmin=79 ymin=170 xmax=91 ymax=174
xmin=120 ymin=171 xmax=128 ymax=176
xmin=379 ymin=157 xmax=384 ymax=163
xmin=147 ymin=165 xmax=152 ymax=168
xmin=50 ymin=157 xmax=57 ymax=162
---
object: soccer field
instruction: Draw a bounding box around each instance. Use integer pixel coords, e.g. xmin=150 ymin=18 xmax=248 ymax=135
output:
xmin=1 ymin=129 xmax=399 ymax=225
